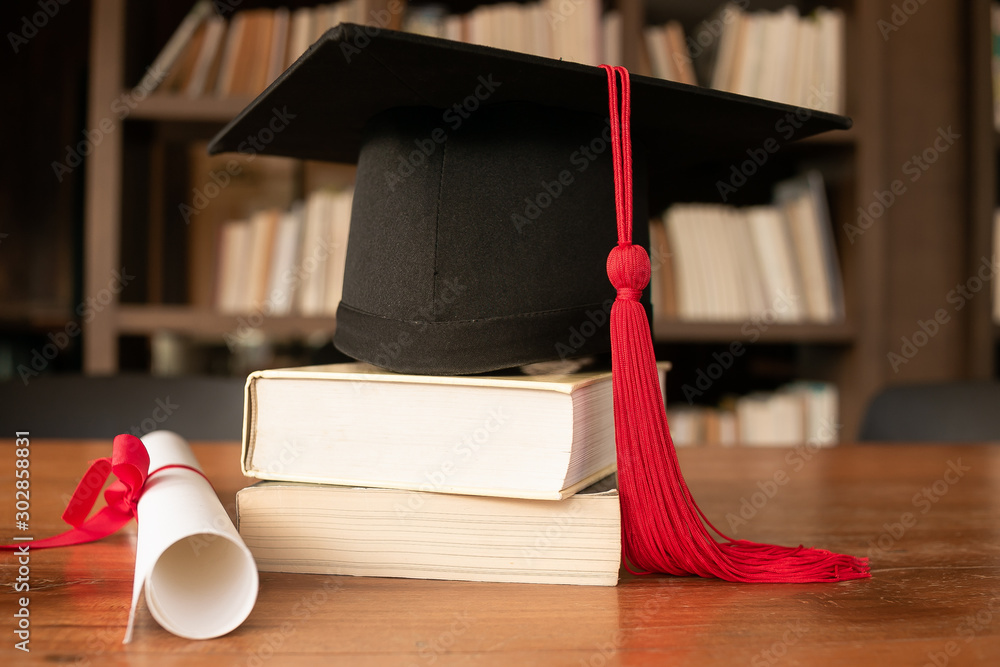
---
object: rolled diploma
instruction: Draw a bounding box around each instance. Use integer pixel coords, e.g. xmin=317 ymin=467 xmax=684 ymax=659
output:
xmin=124 ymin=430 xmax=259 ymax=642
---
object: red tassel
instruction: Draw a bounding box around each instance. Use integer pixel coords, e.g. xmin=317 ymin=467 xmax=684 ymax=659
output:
xmin=601 ymin=65 xmax=869 ymax=583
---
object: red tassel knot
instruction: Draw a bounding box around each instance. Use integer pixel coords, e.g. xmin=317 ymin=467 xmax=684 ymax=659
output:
xmin=607 ymin=244 xmax=649 ymax=301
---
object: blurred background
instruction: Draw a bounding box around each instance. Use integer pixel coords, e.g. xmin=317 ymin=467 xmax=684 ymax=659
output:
xmin=0 ymin=0 xmax=996 ymax=443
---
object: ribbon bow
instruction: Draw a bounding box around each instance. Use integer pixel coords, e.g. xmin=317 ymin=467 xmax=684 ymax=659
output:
xmin=3 ymin=434 xmax=208 ymax=550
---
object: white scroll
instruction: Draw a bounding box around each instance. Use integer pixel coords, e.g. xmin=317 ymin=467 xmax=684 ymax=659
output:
xmin=124 ymin=430 xmax=258 ymax=642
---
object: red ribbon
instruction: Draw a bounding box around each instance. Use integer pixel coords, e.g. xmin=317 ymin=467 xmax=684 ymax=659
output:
xmin=2 ymin=434 xmax=210 ymax=550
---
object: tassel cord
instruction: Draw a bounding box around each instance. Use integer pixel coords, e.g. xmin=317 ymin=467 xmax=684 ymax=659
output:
xmin=599 ymin=64 xmax=869 ymax=583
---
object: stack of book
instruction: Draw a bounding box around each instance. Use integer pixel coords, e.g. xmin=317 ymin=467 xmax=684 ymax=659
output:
xmin=649 ymin=171 xmax=844 ymax=323
xmin=668 ymin=381 xmax=839 ymax=447
xmin=236 ymin=362 xmax=667 ymax=585
xmin=706 ymin=4 xmax=845 ymax=113
xmin=213 ymin=188 xmax=353 ymax=316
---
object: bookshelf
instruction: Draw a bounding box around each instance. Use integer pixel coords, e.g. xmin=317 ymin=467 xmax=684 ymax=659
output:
xmin=971 ymin=0 xmax=998 ymax=378
xmin=80 ymin=0 xmax=979 ymax=440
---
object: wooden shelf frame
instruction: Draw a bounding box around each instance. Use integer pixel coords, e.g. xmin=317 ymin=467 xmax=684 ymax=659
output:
xmin=110 ymin=304 xmax=856 ymax=345
xmin=115 ymin=305 xmax=336 ymax=340
xmin=83 ymin=0 xmax=901 ymax=439
xmin=129 ymin=94 xmax=256 ymax=123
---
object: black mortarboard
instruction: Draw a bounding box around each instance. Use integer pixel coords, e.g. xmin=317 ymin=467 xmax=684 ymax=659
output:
xmin=208 ymin=24 xmax=849 ymax=375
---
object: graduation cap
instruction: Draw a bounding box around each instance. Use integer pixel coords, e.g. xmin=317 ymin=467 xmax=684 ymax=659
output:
xmin=209 ymin=25 xmax=869 ymax=583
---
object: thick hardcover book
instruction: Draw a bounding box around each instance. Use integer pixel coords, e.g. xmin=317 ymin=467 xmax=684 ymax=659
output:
xmin=241 ymin=362 xmax=668 ymax=500
xmin=236 ymin=475 xmax=621 ymax=586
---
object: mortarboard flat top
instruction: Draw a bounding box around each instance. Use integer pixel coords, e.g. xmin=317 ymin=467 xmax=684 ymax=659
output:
xmin=207 ymin=25 xmax=851 ymax=376
xmin=207 ymin=23 xmax=850 ymax=167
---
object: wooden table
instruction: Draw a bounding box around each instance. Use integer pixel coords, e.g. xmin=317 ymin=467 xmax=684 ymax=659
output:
xmin=2 ymin=440 xmax=999 ymax=666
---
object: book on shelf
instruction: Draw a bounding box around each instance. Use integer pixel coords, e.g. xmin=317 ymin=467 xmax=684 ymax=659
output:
xmin=241 ymin=361 xmax=668 ymax=500
xmin=184 ymin=15 xmax=227 ymax=97
xmin=142 ymin=2 xmax=847 ymax=102
xmin=641 ymin=21 xmax=696 ymax=85
xmin=156 ymin=12 xmax=210 ymax=94
xmin=139 ymin=0 xmax=215 ymax=94
xmin=994 ymin=210 xmax=1000 ymax=324
xmin=146 ymin=1 xmax=370 ymax=99
xmin=992 ymin=5 xmax=1000 ymax=130
xmin=668 ymin=405 xmax=738 ymax=447
xmin=185 ymin=142 xmax=298 ymax=310
xmin=706 ymin=3 xmax=845 ymax=113
xmin=144 ymin=0 xmax=633 ymax=99
xmin=648 ymin=216 xmax=678 ymax=319
xmin=404 ymin=0 xmax=609 ymax=66
xmin=211 ymin=187 xmax=353 ymax=316
xmin=236 ymin=473 xmax=621 ymax=586
xmin=668 ymin=381 xmax=838 ymax=447
xmin=746 ymin=205 xmax=806 ymax=322
xmin=774 ymin=171 xmax=845 ymax=322
xmin=653 ymin=170 xmax=843 ymax=324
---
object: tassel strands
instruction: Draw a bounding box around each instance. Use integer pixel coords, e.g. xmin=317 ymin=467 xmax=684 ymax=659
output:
xmin=600 ymin=64 xmax=870 ymax=582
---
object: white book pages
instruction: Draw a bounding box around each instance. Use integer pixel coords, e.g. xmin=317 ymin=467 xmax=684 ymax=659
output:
xmin=711 ymin=4 xmax=744 ymax=92
xmin=729 ymin=208 xmax=769 ymax=317
xmin=746 ymin=206 xmax=804 ymax=321
xmin=266 ymin=205 xmax=304 ymax=316
xmin=602 ymin=10 xmax=622 ymax=66
xmin=815 ymin=7 xmax=845 ymax=113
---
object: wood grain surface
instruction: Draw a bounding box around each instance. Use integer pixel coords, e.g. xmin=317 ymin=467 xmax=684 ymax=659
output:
xmin=2 ymin=440 xmax=998 ymax=666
